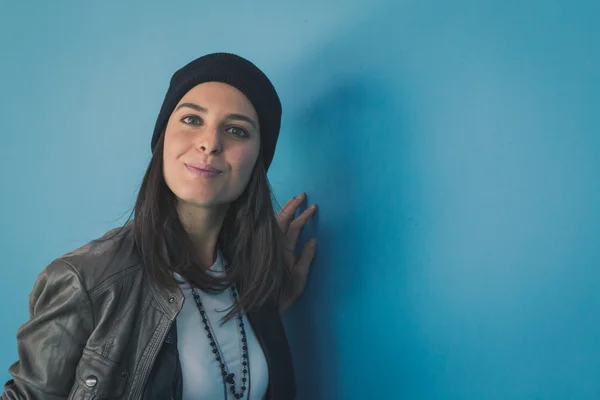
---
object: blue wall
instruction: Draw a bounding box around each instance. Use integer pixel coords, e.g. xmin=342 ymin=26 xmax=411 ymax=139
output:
xmin=1 ymin=1 xmax=599 ymax=398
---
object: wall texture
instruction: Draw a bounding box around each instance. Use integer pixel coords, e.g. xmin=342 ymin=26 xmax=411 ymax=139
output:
xmin=1 ymin=1 xmax=599 ymax=398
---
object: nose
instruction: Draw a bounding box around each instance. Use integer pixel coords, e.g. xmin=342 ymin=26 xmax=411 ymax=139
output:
xmin=195 ymin=126 xmax=222 ymax=155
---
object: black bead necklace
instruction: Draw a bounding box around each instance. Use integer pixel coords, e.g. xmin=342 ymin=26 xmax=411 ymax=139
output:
xmin=189 ymin=285 xmax=249 ymax=399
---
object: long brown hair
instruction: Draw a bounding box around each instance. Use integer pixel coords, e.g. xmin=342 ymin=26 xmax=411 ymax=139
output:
xmin=133 ymin=130 xmax=289 ymax=321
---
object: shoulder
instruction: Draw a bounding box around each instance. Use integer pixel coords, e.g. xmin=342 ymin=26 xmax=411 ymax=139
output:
xmin=51 ymin=221 xmax=144 ymax=293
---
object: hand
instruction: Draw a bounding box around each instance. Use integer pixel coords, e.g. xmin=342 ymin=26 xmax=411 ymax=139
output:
xmin=277 ymin=193 xmax=318 ymax=315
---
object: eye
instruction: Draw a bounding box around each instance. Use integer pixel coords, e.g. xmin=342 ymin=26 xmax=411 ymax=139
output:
xmin=226 ymin=126 xmax=249 ymax=138
xmin=181 ymin=115 xmax=202 ymax=125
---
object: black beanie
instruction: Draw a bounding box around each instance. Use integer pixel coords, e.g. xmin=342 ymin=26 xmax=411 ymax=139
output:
xmin=150 ymin=52 xmax=282 ymax=170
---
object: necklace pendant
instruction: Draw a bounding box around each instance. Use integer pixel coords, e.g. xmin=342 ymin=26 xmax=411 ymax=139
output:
xmin=225 ymin=372 xmax=235 ymax=384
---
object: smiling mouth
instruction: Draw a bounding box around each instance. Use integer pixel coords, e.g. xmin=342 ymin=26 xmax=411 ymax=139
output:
xmin=185 ymin=164 xmax=223 ymax=178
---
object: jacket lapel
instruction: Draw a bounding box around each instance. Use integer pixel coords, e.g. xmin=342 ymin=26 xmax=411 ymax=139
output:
xmin=247 ymin=306 xmax=296 ymax=399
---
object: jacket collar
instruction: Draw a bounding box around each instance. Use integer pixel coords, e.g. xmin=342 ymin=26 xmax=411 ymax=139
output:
xmin=147 ymin=273 xmax=184 ymax=320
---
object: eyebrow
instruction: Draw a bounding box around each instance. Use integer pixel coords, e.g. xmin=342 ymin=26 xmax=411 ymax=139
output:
xmin=176 ymin=102 xmax=207 ymax=113
xmin=175 ymin=102 xmax=258 ymax=130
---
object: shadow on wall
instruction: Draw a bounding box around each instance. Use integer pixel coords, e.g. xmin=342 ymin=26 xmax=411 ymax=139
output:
xmin=279 ymin=37 xmax=416 ymax=398
xmin=276 ymin=0 xmax=600 ymax=397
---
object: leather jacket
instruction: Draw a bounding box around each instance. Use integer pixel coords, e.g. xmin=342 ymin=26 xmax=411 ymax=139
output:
xmin=1 ymin=224 xmax=296 ymax=399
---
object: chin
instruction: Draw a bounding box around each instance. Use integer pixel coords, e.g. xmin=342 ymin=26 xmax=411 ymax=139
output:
xmin=181 ymin=196 xmax=222 ymax=208
xmin=176 ymin=191 xmax=233 ymax=209
xmin=171 ymin=182 xmax=245 ymax=209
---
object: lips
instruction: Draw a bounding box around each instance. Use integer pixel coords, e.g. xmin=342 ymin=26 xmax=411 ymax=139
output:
xmin=184 ymin=163 xmax=223 ymax=178
xmin=186 ymin=163 xmax=222 ymax=173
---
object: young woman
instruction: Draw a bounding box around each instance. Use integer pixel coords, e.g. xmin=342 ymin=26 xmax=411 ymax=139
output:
xmin=2 ymin=52 xmax=317 ymax=400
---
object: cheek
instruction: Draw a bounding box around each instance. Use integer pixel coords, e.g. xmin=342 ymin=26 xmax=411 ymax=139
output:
xmin=162 ymin=131 xmax=185 ymax=184
xmin=164 ymin=127 xmax=182 ymax=154
xmin=229 ymin=145 xmax=259 ymax=177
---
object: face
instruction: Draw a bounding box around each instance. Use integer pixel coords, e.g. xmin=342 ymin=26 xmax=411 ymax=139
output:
xmin=162 ymin=82 xmax=260 ymax=210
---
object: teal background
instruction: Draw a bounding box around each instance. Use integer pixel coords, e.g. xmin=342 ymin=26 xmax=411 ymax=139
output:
xmin=1 ymin=1 xmax=599 ymax=398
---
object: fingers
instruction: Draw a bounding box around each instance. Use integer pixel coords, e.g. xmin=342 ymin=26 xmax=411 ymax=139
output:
xmin=276 ymin=193 xmax=307 ymax=231
xmin=279 ymin=196 xmax=297 ymax=215
xmin=282 ymin=240 xmax=296 ymax=269
xmin=279 ymin=233 xmax=317 ymax=316
xmin=295 ymin=239 xmax=316 ymax=281
xmin=286 ymin=204 xmax=317 ymax=246
xmin=290 ymin=238 xmax=317 ymax=294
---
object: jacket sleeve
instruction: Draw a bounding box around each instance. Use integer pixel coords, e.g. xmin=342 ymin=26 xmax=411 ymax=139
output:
xmin=2 ymin=259 xmax=95 ymax=399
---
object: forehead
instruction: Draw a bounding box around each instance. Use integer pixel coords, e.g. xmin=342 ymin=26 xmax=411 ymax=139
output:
xmin=178 ymin=82 xmax=257 ymax=117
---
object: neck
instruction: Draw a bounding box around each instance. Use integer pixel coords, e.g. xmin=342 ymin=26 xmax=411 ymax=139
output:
xmin=177 ymin=201 xmax=228 ymax=268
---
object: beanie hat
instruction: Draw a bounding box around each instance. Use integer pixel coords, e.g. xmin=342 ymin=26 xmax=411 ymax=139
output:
xmin=151 ymin=52 xmax=282 ymax=170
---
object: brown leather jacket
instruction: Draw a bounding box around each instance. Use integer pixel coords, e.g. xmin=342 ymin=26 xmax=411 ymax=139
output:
xmin=1 ymin=224 xmax=296 ymax=399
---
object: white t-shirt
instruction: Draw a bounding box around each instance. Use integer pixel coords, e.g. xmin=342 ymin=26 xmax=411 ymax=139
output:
xmin=174 ymin=252 xmax=269 ymax=399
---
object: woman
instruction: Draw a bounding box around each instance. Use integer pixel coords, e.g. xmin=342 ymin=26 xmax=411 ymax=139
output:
xmin=2 ymin=53 xmax=317 ymax=400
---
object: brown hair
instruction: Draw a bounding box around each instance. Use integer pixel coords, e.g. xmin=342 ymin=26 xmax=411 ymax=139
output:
xmin=133 ymin=130 xmax=289 ymax=321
